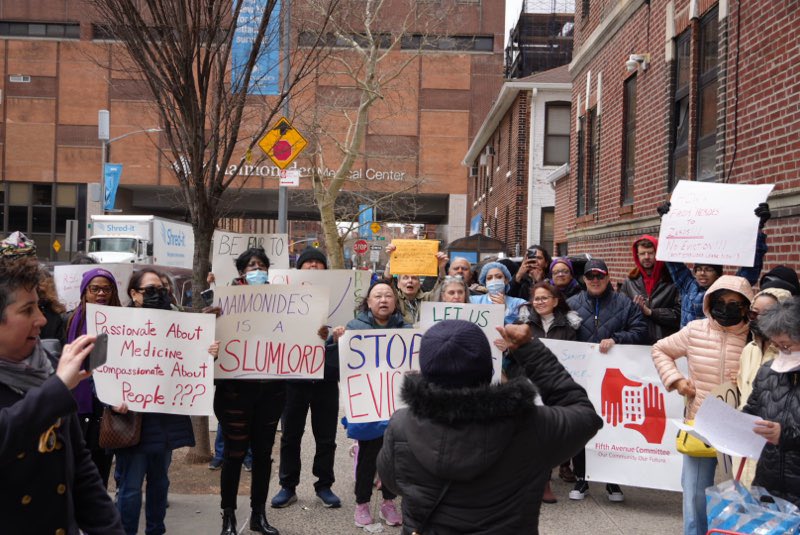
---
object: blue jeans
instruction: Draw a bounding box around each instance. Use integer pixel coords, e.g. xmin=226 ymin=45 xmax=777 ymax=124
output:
xmin=213 ymin=423 xmax=252 ymax=464
xmin=116 ymin=450 xmax=172 ymax=535
xmin=681 ymin=454 xmax=717 ymax=535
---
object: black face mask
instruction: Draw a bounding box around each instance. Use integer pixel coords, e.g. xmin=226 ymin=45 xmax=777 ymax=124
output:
xmin=141 ymin=287 xmax=171 ymax=310
xmin=710 ymin=301 xmax=745 ymax=327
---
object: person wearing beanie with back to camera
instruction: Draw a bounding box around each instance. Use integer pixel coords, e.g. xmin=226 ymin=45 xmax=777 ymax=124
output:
xmin=377 ymin=320 xmax=602 ymax=534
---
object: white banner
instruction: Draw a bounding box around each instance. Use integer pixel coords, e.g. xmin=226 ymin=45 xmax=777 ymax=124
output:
xmin=656 ymin=181 xmax=773 ymax=266
xmin=269 ymin=269 xmax=371 ymax=328
xmin=214 ymin=284 xmax=330 ymax=379
xmin=339 ymin=328 xmax=423 ymax=423
xmin=542 ymin=339 xmax=688 ymax=492
xmin=419 ymin=302 xmax=503 ymax=382
xmin=211 ymin=230 xmax=289 ymax=285
xmin=54 ymin=264 xmax=133 ymax=310
xmin=87 ymin=304 xmax=216 ymax=415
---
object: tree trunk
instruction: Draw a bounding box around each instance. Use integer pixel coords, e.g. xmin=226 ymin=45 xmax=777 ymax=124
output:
xmin=319 ymin=196 xmax=344 ymax=269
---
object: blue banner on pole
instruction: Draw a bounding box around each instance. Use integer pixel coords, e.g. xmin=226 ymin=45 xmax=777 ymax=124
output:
xmin=358 ymin=205 xmax=374 ymax=239
xmin=232 ymin=0 xmax=281 ymax=95
xmin=104 ymin=163 xmax=123 ymax=211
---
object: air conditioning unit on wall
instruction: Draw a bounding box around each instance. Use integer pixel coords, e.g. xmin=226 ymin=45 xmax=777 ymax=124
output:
xmin=468 ymin=165 xmax=479 ymax=178
xmin=484 ymin=146 xmax=495 ymax=156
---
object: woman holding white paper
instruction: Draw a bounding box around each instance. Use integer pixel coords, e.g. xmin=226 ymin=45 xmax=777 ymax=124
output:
xmin=741 ymin=297 xmax=800 ymax=507
xmin=651 ymin=275 xmax=753 ymax=535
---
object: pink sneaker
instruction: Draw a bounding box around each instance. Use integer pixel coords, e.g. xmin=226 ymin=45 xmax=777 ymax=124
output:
xmin=354 ymin=503 xmax=373 ymax=527
xmin=379 ymin=499 xmax=402 ymax=526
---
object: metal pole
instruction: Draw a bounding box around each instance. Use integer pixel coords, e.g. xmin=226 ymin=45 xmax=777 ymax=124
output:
xmin=277 ymin=0 xmax=291 ymax=234
xmin=101 ymin=140 xmax=107 ymax=214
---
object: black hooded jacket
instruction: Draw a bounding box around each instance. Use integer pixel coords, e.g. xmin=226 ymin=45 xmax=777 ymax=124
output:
xmin=377 ymin=343 xmax=602 ymax=534
xmin=742 ymin=363 xmax=800 ymax=507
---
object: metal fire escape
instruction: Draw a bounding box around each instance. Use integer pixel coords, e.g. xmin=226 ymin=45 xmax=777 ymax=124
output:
xmin=505 ymin=0 xmax=575 ymax=79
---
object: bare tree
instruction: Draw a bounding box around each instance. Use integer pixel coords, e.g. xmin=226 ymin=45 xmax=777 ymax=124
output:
xmin=86 ymin=0 xmax=337 ymax=461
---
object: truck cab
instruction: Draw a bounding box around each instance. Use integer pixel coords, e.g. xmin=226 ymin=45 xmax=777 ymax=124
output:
xmin=87 ymin=235 xmax=152 ymax=264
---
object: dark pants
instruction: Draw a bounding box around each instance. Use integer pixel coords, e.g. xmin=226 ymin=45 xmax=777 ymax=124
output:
xmin=214 ymin=380 xmax=286 ymax=510
xmin=573 ymin=448 xmax=585 ymax=479
xmin=355 ymin=437 xmax=396 ymax=504
xmin=278 ymin=380 xmax=339 ymax=491
xmin=79 ymin=413 xmax=114 ymax=488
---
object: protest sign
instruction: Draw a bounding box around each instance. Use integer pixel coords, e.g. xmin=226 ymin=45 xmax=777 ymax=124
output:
xmin=542 ymin=339 xmax=688 ymax=492
xmin=419 ymin=302 xmax=503 ymax=382
xmin=339 ymin=328 xmax=423 ymax=423
xmin=389 ymin=239 xmax=439 ymax=276
xmin=214 ymin=284 xmax=330 ymax=379
xmin=87 ymin=304 xmax=216 ymax=415
xmin=211 ymin=230 xmax=289 ymax=284
xmin=54 ymin=264 xmax=133 ymax=310
xmin=656 ymin=181 xmax=773 ymax=266
xmin=269 ymin=269 xmax=371 ymax=327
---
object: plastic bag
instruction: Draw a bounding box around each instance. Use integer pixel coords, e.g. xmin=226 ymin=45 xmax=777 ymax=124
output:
xmin=706 ymin=480 xmax=800 ymax=534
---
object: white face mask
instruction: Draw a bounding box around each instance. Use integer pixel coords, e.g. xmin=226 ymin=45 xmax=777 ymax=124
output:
xmin=772 ymin=351 xmax=800 ymax=373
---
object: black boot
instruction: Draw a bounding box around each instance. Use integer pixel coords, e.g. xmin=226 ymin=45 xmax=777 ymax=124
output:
xmin=250 ymin=506 xmax=280 ymax=535
xmin=220 ymin=508 xmax=236 ymax=535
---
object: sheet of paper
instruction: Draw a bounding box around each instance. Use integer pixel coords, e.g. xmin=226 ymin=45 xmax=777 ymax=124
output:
xmin=693 ymin=396 xmax=768 ymax=459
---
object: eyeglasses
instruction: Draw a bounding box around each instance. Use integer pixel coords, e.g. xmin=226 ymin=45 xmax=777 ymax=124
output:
xmin=444 ymin=275 xmax=464 ymax=282
xmin=137 ymin=286 xmax=167 ymax=297
xmin=747 ymin=309 xmax=760 ymax=321
xmin=770 ymin=340 xmax=798 ymax=354
xmin=718 ymin=300 xmax=747 ymax=311
xmin=532 ymin=296 xmax=553 ymax=303
xmin=693 ymin=266 xmax=717 ymax=274
xmin=87 ymin=285 xmax=113 ymax=295
xmin=584 ymin=272 xmax=606 ymax=281
xmin=551 ymin=270 xmax=571 ymax=277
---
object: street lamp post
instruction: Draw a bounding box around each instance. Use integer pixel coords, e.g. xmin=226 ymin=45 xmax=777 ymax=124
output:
xmin=97 ymin=109 xmax=162 ymax=213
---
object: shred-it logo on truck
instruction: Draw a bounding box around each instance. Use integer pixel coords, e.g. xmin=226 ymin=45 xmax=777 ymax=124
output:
xmin=159 ymin=222 xmax=187 ymax=248
xmin=600 ymin=368 xmax=666 ymax=444
xmin=97 ymin=222 xmax=136 ymax=233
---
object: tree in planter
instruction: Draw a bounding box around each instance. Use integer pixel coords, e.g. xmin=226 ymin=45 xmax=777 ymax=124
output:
xmin=87 ymin=0 xmax=337 ymax=461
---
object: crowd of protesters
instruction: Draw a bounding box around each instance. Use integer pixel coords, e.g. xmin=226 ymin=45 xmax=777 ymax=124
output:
xmin=1 ymin=196 xmax=799 ymax=535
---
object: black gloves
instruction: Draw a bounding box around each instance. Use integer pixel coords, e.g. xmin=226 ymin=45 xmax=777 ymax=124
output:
xmin=656 ymin=201 xmax=671 ymax=218
xmin=755 ymin=202 xmax=771 ymax=229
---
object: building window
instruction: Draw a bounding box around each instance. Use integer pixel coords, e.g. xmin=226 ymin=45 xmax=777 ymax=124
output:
xmin=621 ymin=76 xmax=637 ymax=205
xmin=581 ymin=0 xmax=590 ymax=18
xmin=670 ymin=31 xmax=691 ymax=189
xmin=544 ymin=101 xmax=570 ymax=166
xmin=0 ymin=21 xmax=80 ymax=39
xmin=401 ymin=34 xmax=493 ymax=52
xmin=297 ymin=31 xmax=393 ymax=49
xmin=576 ymin=115 xmax=585 ymax=216
xmin=541 ymin=207 xmax=554 ymax=256
xmin=586 ymin=108 xmax=599 ymax=214
xmin=696 ymin=10 xmax=718 ymax=181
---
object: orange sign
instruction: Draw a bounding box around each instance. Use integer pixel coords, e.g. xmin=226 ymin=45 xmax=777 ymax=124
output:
xmin=258 ymin=117 xmax=308 ymax=170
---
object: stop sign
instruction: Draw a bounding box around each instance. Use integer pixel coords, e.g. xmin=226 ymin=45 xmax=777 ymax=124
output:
xmin=353 ymin=239 xmax=369 ymax=254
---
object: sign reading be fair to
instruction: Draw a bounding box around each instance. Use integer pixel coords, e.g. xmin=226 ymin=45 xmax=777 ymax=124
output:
xmin=87 ymin=304 xmax=216 ymax=415
xmin=214 ymin=284 xmax=330 ymax=379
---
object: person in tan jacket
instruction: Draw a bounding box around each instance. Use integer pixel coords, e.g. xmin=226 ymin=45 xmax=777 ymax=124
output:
xmin=651 ymin=275 xmax=754 ymax=535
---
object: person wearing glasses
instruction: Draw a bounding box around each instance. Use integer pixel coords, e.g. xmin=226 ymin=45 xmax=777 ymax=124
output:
xmin=657 ymin=201 xmax=771 ymax=327
xmin=0 ymin=254 xmax=124 ymax=534
xmin=652 ymin=275 xmax=754 ymax=535
xmin=566 ymin=258 xmax=648 ymax=503
xmin=742 ymin=297 xmax=800 ymax=508
xmin=548 ymin=257 xmax=583 ymax=299
xmin=64 ymin=268 xmax=123 ymax=487
xmin=619 ymin=235 xmax=681 ymax=344
xmin=508 ymin=245 xmax=551 ymax=300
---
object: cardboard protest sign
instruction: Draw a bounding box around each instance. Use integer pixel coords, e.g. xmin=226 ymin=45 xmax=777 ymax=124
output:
xmin=656 ymin=181 xmax=773 ymax=266
xmin=542 ymin=339 xmax=688 ymax=492
xmin=339 ymin=328 xmax=423 ymax=423
xmin=211 ymin=230 xmax=289 ymax=285
xmin=54 ymin=264 xmax=133 ymax=310
xmin=214 ymin=284 xmax=330 ymax=379
xmin=269 ymin=269 xmax=371 ymax=327
xmin=389 ymin=239 xmax=438 ymax=276
xmin=87 ymin=304 xmax=216 ymax=415
xmin=419 ymin=302 xmax=503 ymax=382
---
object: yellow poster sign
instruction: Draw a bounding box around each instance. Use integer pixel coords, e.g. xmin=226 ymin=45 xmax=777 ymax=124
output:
xmin=389 ymin=239 xmax=439 ymax=276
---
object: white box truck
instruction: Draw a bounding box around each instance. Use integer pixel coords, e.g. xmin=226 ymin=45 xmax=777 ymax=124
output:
xmin=87 ymin=215 xmax=194 ymax=269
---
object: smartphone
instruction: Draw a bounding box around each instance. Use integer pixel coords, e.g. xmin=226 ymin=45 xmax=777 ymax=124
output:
xmin=88 ymin=333 xmax=109 ymax=371
xmin=201 ymin=288 xmax=215 ymax=307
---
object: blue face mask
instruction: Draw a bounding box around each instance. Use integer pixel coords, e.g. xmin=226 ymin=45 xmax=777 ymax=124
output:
xmin=245 ymin=270 xmax=268 ymax=285
xmin=486 ymin=280 xmax=505 ymax=295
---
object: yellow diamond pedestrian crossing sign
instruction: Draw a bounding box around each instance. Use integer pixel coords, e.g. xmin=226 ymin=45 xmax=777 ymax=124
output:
xmin=258 ymin=117 xmax=307 ymax=170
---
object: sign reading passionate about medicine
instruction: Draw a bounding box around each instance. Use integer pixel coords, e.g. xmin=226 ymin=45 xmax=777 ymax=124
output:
xmin=88 ymin=304 xmax=216 ymax=416
xmin=213 ymin=284 xmax=330 ymax=379
xmin=656 ymin=181 xmax=773 ymax=267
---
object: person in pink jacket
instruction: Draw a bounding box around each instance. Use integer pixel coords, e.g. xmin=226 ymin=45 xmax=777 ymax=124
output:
xmin=651 ymin=275 xmax=754 ymax=535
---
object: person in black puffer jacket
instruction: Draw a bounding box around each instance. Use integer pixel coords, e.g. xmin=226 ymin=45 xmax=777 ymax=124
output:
xmin=378 ymin=320 xmax=602 ymax=535
xmin=742 ymin=298 xmax=800 ymax=507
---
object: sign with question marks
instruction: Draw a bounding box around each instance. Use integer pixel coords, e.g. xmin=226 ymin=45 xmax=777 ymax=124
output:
xmin=87 ymin=304 xmax=216 ymax=415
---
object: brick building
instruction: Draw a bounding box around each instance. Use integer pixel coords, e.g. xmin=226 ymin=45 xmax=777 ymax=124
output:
xmin=0 ymin=1 xmax=505 ymax=260
xmin=555 ymin=0 xmax=800 ymax=279
xmin=463 ymin=65 xmax=571 ymax=256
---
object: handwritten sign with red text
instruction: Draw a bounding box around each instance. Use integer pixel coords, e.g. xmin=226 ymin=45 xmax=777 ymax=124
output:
xmin=339 ymin=329 xmax=423 ymax=423
xmin=419 ymin=302 xmax=503 ymax=382
xmin=656 ymin=181 xmax=773 ymax=266
xmin=87 ymin=304 xmax=216 ymax=415
xmin=54 ymin=264 xmax=133 ymax=310
xmin=214 ymin=284 xmax=330 ymax=379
